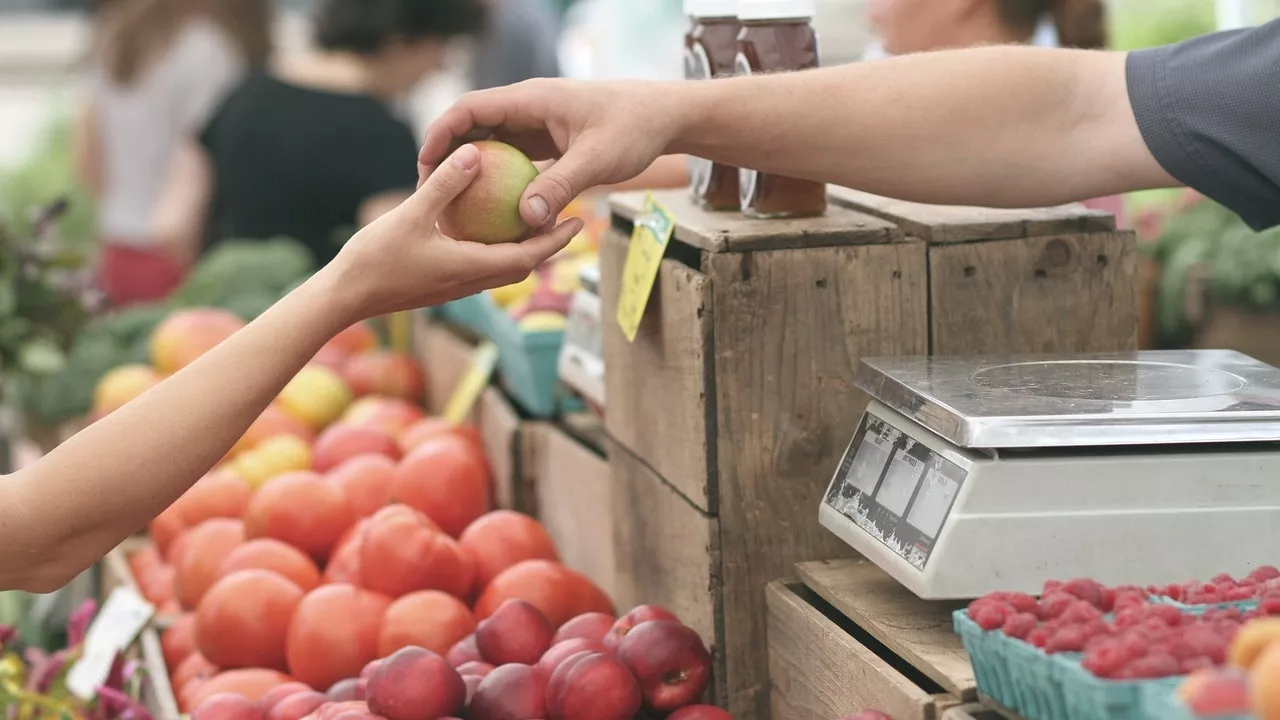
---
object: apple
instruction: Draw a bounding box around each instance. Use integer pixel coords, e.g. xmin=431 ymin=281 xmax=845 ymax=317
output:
xmin=468 ymin=664 xmax=547 ymax=720
xmin=312 ymin=423 xmax=400 ymax=472
xmin=476 ymin=599 xmax=554 ymax=666
xmin=553 ymin=612 xmax=616 ymax=646
xmin=617 ymin=620 xmax=712 ymax=711
xmin=538 ymin=638 xmax=607 ymax=678
xmin=548 ymin=651 xmax=641 ymax=720
xmin=341 ymin=351 xmax=425 ymax=403
xmin=604 ymin=605 xmax=680 ymax=653
xmin=437 ymin=140 xmax=539 ymax=245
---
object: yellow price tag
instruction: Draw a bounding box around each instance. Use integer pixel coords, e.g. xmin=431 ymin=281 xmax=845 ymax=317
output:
xmin=442 ymin=341 xmax=498 ymax=426
xmin=388 ymin=311 xmax=413 ymax=353
xmin=615 ymin=192 xmax=676 ymax=343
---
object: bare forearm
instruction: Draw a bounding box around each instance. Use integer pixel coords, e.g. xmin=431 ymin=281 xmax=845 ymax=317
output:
xmin=670 ymin=46 xmax=1173 ymax=207
xmin=2 ymin=266 xmax=355 ymax=591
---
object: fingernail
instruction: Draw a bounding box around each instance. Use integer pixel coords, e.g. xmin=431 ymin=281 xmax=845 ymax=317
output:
xmin=527 ymin=195 xmax=550 ymax=224
xmin=452 ymin=144 xmax=479 ymax=171
xmin=563 ymin=217 xmax=585 ymax=235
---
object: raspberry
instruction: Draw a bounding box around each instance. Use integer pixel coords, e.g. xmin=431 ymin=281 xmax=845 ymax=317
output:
xmin=1060 ymin=601 xmax=1104 ymax=625
xmin=1063 ymin=579 xmax=1106 ymax=609
xmin=1225 ymin=586 xmax=1256 ymax=602
xmin=1076 ymin=619 xmax=1112 ymax=645
xmin=1171 ymin=625 xmax=1227 ymax=663
xmin=1119 ymin=652 xmax=1180 ymax=679
xmin=1082 ymin=641 xmax=1129 ymax=679
xmin=1001 ymin=612 xmax=1040 ymax=640
xmin=1045 ymin=625 xmax=1087 ymax=654
xmin=1147 ymin=605 xmax=1185 ymax=627
xmin=1114 ymin=607 xmax=1146 ymax=629
xmin=1026 ymin=627 xmax=1051 ymax=649
xmin=1038 ymin=592 xmax=1077 ymax=620
xmin=1000 ymin=593 xmax=1040 ymax=615
xmin=1178 ymin=655 xmax=1214 ymax=674
xmin=972 ymin=602 xmax=1014 ymax=631
xmin=1250 ymin=566 xmax=1280 ymax=583
xmin=1112 ymin=592 xmax=1148 ymax=613
xmin=1042 ymin=579 xmax=1064 ymax=596
xmin=1211 ymin=573 xmax=1237 ymax=586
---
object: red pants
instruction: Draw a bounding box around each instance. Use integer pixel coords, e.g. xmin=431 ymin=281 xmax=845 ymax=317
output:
xmin=99 ymin=241 xmax=186 ymax=307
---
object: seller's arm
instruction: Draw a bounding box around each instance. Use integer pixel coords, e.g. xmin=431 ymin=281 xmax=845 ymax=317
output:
xmin=0 ymin=145 xmax=582 ymax=593
xmin=421 ymin=20 xmax=1280 ymax=232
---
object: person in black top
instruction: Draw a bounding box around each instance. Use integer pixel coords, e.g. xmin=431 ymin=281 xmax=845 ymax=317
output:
xmin=153 ymin=0 xmax=486 ymax=267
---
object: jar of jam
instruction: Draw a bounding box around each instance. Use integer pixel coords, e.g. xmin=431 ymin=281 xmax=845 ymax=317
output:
xmin=684 ymin=0 xmax=742 ymax=211
xmin=735 ymin=0 xmax=828 ymax=219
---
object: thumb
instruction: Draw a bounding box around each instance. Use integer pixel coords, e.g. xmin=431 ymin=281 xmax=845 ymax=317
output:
xmin=410 ymin=144 xmax=480 ymax=217
xmin=519 ymin=147 xmax=603 ymax=228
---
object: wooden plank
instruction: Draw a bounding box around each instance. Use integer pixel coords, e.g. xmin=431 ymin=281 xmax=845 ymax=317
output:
xmin=609 ymin=190 xmax=902 ymax=253
xmin=928 ymin=232 xmax=1139 ymax=354
xmin=600 ymin=226 xmax=715 ymax=512
xmin=767 ymin=581 xmax=957 ymax=720
xmin=943 ymin=703 xmax=1023 ymax=720
xmin=476 ymin=387 xmax=523 ymax=511
xmin=829 ymin=186 xmax=1115 ymax=244
xmin=137 ymin=626 xmax=181 ymax=719
xmin=796 ymin=559 xmax=975 ymax=701
xmin=707 ymin=241 xmax=930 ymax=720
xmin=527 ymin=422 xmax=617 ymax=599
xmin=414 ymin=314 xmax=480 ymax=417
xmin=606 ymin=436 xmax=721 ymax=698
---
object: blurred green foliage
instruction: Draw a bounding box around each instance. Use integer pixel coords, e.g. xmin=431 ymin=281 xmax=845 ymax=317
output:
xmin=1110 ymin=0 xmax=1216 ymax=51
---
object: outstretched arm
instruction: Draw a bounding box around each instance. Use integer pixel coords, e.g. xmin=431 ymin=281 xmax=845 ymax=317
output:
xmin=421 ymin=46 xmax=1177 ymax=227
xmin=0 ymin=144 xmax=584 ymax=593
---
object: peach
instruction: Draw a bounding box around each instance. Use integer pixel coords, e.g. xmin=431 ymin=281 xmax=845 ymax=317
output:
xmin=437 ymin=140 xmax=539 ymax=245
xmin=259 ymin=682 xmax=313 ymax=713
xmin=1250 ymin=641 xmax=1280 ymax=719
xmin=1176 ymin=669 xmax=1249 ymax=717
xmin=231 ymin=435 xmax=313 ymax=490
xmin=455 ymin=661 xmax=495 ymax=678
xmin=544 ymin=651 xmax=595 ymax=719
xmin=537 ymin=638 xmax=606 ymax=679
xmin=378 ymin=590 xmax=476 ymax=657
xmin=476 ymin=599 xmax=554 ymax=666
xmin=151 ymin=308 xmax=245 ymax=375
xmin=92 ymin=364 xmax=161 ymax=416
xmin=617 ymin=620 xmax=712 ymax=711
xmin=549 ymin=652 xmax=641 ymax=720
xmin=313 ymin=423 xmax=400 ymax=473
xmin=231 ymin=404 xmax=315 ymax=459
xmin=669 ymin=706 xmax=735 ymax=720
xmin=604 ymin=605 xmax=679 ymax=653
xmin=342 ymin=351 xmax=426 ymax=403
xmin=468 ymin=664 xmax=547 ymax=720
xmin=328 ymin=455 xmax=397 ymax=519
xmin=268 ymin=691 xmax=327 ymax=720
xmin=366 ymin=646 xmax=466 ymax=720
xmin=552 ymin=613 xmax=615 ymax=646
xmin=1230 ymin=618 xmax=1280 ymax=669
xmin=343 ymin=397 xmax=425 ymax=436
xmin=313 ymin=702 xmax=369 ymax=720
xmin=194 ymin=693 xmax=265 ymax=720
xmin=279 ymin=366 xmax=352 ymax=429
xmin=447 ymin=635 xmax=482 ymax=668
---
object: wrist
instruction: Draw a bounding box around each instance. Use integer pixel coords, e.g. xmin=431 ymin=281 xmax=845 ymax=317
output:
xmin=665 ymin=78 xmax=724 ymax=157
xmin=303 ymin=261 xmax=369 ymax=332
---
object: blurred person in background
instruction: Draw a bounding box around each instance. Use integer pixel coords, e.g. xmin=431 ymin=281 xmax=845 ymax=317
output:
xmin=153 ymin=0 xmax=487 ymax=269
xmin=865 ymin=0 xmax=1127 ymax=223
xmin=469 ymin=0 xmax=561 ymax=90
xmin=77 ymin=0 xmax=271 ymax=307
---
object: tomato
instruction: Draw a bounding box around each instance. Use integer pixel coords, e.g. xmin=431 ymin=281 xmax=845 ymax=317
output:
xmin=390 ymin=436 xmax=490 ymax=538
xmin=197 ymin=569 xmax=304 ymax=671
xmin=459 ymin=510 xmax=560 ymax=593
xmin=286 ymin=584 xmax=391 ymax=691
xmin=174 ymin=519 xmax=245 ymax=610
xmin=243 ymin=472 xmax=354 ymax=563
xmin=359 ymin=505 xmax=473 ymax=599
xmin=378 ymin=590 xmax=476 ymax=657
xmin=220 ymin=539 xmax=322 ymax=592
xmin=326 ymin=455 xmax=396 ymax=518
xmin=475 ymin=560 xmax=615 ymax=628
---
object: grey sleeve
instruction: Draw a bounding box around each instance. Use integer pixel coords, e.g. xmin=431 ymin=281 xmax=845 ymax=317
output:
xmin=1126 ymin=19 xmax=1280 ymax=231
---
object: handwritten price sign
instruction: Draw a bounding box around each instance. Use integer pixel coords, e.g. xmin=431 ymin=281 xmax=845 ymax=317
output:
xmin=615 ymin=193 xmax=677 ymax=343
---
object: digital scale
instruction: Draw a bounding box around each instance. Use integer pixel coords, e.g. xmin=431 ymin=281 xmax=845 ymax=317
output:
xmin=819 ymin=350 xmax=1280 ymax=600
xmin=557 ymin=262 xmax=605 ymax=411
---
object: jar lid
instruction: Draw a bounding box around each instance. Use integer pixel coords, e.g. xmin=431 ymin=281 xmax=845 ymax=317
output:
xmin=684 ymin=0 xmax=737 ymax=16
xmin=736 ymin=0 xmax=815 ymax=20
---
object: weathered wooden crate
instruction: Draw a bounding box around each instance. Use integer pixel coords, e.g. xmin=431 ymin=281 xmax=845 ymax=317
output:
xmin=101 ymin=539 xmax=181 ymax=719
xmin=599 ymin=189 xmax=1134 ymax=719
xmin=767 ymin=558 xmax=987 ymax=720
xmin=521 ymin=415 xmax=617 ymax=600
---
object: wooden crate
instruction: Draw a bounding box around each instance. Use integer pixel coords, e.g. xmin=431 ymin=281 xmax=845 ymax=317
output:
xmin=601 ymin=190 xmax=928 ymax=718
xmin=600 ymin=189 xmax=1134 ymax=719
xmin=101 ymin=540 xmax=181 ymax=719
xmin=828 ymin=187 xmax=1138 ymax=354
xmin=521 ymin=416 xmax=617 ymax=599
xmin=768 ymin=558 xmax=993 ymax=720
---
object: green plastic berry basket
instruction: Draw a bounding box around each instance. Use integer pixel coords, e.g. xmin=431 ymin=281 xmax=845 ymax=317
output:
xmin=954 ymin=610 xmax=1070 ymax=720
xmin=1054 ymin=655 xmax=1182 ymax=720
xmin=1148 ymin=596 xmax=1259 ymax=615
xmin=1140 ymin=683 xmax=1255 ymax=720
xmin=483 ymin=297 xmax=584 ymax=418
xmin=436 ymin=294 xmax=493 ymax=337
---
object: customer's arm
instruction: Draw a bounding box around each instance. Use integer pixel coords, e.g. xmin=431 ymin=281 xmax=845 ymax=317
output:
xmin=0 ymin=144 xmax=583 ymax=593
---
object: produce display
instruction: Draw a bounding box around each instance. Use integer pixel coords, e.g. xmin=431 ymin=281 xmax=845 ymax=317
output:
xmin=92 ymin=308 xmax=728 ymax=719
xmin=951 ymin=571 xmax=1280 ymax=720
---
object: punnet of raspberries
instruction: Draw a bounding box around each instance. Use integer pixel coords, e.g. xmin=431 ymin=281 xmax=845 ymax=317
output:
xmin=965 ymin=571 xmax=1280 ymax=681
xmin=1146 ymin=566 xmax=1280 ymax=608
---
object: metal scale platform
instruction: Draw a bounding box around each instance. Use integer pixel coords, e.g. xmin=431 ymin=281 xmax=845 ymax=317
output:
xmin=818 ymin=349 xmax=1280 ymax=600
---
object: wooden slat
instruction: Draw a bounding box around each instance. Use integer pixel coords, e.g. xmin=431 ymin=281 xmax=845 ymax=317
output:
xmin=526 ymin=422 xmax=617 ymax=598
xmin=928 ymin=232 xmax=1139 ymax=354
xmin=767 ymin=581 xmax=958 ymax=720
xmin=476 ymin=387 xmax=523 ymax=511
xmin=606 ymin=436 xmax=721 ymax=699
xmin=796 ymin=559 xmax=976 ymax=701
xmin=600 ymin=227 xmax=715 ymax=512
xmin=943 ymin=703 xmax=1024 ymax=720
xmin=829 ymin=186 xmax=1115 ymax=244
xmin=609 ymin=190 xmax=902 ymax=253
xmin=707 ymin=240 xmax=930 ymax=719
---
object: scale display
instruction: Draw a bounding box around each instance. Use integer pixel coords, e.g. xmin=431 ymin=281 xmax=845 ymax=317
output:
xmin=824 ymin=411 xmax=967 ymax=571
